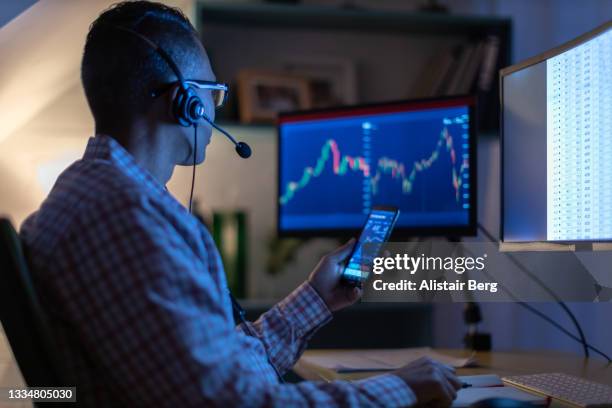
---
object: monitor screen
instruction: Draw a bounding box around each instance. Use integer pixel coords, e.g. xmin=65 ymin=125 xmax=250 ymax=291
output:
xmin=502 ymin=23 xmax=611 ymax=243
xmin=277 ymin=96 xmax=477 ymax=237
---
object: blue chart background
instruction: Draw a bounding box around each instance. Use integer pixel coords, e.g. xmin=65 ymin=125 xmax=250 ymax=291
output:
xmin=279 ymin=106 xmax=470 ymax=231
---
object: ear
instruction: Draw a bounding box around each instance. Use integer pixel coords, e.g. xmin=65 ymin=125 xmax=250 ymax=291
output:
xmin=165 ymin=84 xmax=182 ymax=120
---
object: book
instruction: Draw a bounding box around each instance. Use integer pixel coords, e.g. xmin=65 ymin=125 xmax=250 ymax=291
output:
xmin=412 ymin=50 xmax=454 ymax=98
xmin=478 ymin=35 xmax=500 ymax=92
xmin=435 ymin=44 xmax=465 ymax=95
xmin=446 ymin=43 xmax=475 ymax=95
xmin=457 ymin=40 xmax=485 ymax=95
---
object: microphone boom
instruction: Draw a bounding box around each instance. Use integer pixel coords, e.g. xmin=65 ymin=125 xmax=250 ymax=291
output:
xmin=197 ymin=107 xmax=252 ymax=159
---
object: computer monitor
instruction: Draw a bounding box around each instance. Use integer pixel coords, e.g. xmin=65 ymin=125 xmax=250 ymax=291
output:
xmin=277 ymin=96 xmax=477 ymax=237
xmin=501 ymin=22 xmax=611 ymax=243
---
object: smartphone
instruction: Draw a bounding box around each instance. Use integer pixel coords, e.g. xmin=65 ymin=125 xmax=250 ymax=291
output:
xmin=342 ymin=206 xmax=400 ymax=285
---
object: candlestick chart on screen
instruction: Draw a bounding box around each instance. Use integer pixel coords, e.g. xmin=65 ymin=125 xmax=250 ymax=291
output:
xmin=278 ymin=105 xmax=472 ymax=231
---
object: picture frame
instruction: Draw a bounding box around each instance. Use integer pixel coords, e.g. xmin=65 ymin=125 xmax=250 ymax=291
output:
xmin=281 ymin=56 xmax=358 ymax=108
xmin=237 ymin=69 xmax=312 ymax=123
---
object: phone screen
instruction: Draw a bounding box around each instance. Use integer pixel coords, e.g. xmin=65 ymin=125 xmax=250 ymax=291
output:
xmin=342 ymin=207 xmax=399 ymax=283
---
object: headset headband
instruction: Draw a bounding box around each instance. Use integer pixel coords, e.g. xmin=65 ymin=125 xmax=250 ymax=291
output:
xmin=109 ymin=25 xmax=187 ymax=87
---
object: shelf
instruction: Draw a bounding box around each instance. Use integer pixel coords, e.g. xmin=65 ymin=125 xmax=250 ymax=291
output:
xmin=196 ymin=1 xmax=512 ymax=133
xmin=198 ymin=2 xmax=511 ymax=37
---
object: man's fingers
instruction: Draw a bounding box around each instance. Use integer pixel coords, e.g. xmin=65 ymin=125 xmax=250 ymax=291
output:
xmin=442 ymin=368 xmax=462 ymax=390
xmin=434 ymin=361 xmax=460 ymax=389
xmin=345 ymin=286 xmax=362 ymax=303
xmin=326 ymin=238 xmax=356 ymax=262
xmin=414 ymin=357 xmax=455 ymax=374
xmin=412 ymin=356 xmax=435 ymax=367
xmin=435 ymin=369 xmax=456 ymax=405
xmin=440 ymin=380 xmax=457 ymax=404
xmin=436 ymin=362 xmax=456 ymax=377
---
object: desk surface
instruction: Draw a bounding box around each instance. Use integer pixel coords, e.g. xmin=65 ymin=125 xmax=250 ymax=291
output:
xmin=294 ymin=348 xmax=612 ymax=388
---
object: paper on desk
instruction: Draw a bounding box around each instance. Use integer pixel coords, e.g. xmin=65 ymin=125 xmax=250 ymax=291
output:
xmin=459 ymin=374 xmax=503 ymax=388
xmin=301 ymin=348 xmax=477 ymax=373
xmin=452 ymin=386 xmax=547 ymax=407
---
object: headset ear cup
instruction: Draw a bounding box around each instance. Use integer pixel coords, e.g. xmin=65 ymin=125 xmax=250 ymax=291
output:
xmin=186 ymin=93 xmax=204 ymax=124
xmin=173 ymin=86 xmax=201 ymax=127
xmin=172 ymin=87 xmax=189 ymax=127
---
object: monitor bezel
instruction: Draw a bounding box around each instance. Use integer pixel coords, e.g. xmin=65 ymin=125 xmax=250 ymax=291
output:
xmin=276 ymin=95 xmax=478 ymax=239
xmin=500 ymin=21 xmax=612 ymax=244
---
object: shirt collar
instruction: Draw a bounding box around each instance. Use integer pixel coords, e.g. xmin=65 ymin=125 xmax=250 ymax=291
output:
xmin=83 ymin=134 xmax=168 ymax=197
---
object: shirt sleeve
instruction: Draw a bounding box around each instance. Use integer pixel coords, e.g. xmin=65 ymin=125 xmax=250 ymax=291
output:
xmin=59 ymin=193 xmax=416 ymax=407
xmin=236 ymin=281 xmax=332 ymax=373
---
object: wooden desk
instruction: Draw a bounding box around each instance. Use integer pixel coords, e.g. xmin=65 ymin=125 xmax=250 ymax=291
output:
xmin=294 ymin=349 xmax=612 ymax=405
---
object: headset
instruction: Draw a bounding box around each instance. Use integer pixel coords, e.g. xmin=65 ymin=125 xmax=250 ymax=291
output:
xmin=108 ymin=25 xmax=286 ymax=383
xmin=109 ymin=25 xmax=252 ymax=158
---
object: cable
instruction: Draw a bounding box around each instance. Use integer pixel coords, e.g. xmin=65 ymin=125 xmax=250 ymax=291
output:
xmin=460 ymin=237 xmax=610 ymax=362
xmin=229 ymin=293 xmax=286 ymax=383
xmin=185 ymin=127 xmax=286 ymax=377
xmin=188 ymin=125 xmax=197 ymax=213
xmin=477 ymin=222 xmax=591 ymax=359
xmin=514 ymin=301 xmax=611 ymax=363
xmin=476 ymin=263 xmax=611 ymax=362
xmin=185 ymin=126 xmax=286 ymax=379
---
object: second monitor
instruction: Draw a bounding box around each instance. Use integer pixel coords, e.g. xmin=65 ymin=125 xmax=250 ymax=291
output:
xmin=277 ymin=96 xmax=477 ymax=237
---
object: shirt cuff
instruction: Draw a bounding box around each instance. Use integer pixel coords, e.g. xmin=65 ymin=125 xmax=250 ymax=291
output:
xmin=275 ymin=281 xmax=332 ymax=338
xmin=355 ymin=374 xmax=417 ymax=407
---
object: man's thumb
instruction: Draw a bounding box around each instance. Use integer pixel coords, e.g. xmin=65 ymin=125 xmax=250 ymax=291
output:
xmin=347 ymin=286 xmax=362 ymax=303
xmin=327 ymin=238 xmax=356 ymax=262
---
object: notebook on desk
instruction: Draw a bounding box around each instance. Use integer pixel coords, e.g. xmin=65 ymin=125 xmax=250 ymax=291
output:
xmin=300 ymin=350 xmax=547 ymax=407
xmin=453 ymin=385 xmax=548 ymax=407
xmin=448 ymin=374 xmax=547 ymax=407
xmin=300 ymin=347 xmax=477 ymax=373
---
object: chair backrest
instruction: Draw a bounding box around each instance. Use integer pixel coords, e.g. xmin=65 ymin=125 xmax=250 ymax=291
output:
xmin=0 ymin=217 xmax=65 ymax=387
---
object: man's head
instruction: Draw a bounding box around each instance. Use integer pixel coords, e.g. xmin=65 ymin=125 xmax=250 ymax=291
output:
xmin=82 ymin=1 xmax=215 ymax=165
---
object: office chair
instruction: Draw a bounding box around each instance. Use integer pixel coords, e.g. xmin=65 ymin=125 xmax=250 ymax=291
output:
xmin=0 ymin=217 xmax=66 ymax=391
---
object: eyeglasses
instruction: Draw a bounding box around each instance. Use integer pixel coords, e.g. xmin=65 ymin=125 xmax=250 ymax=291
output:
xmin=151 ymin=80 xmax=229 ymax=109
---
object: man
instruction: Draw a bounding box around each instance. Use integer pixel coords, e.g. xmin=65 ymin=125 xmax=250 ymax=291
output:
xmin=21 ymin=1 xmax=460 ymax=406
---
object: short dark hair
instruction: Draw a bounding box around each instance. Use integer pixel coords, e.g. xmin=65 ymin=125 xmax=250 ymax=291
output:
xmin=81 ymin=1 xmax=201 ymax=130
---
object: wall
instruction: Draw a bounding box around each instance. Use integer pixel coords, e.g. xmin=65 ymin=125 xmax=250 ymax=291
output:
xmin=0 ymin=0 xmax=194 ymax=220
xmin=0 ymin=0 xmax=37 ymax=29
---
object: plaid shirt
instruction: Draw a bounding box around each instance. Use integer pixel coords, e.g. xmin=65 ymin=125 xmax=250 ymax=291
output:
xmin=20 ymin=135 xmax=415 ymax=407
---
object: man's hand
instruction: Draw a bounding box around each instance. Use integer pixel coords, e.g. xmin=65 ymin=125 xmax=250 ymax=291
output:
xmin=393 ymin=357 xmax=462 ymax=407
xmin=308 ymin=239 xmax=361 ymax=312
